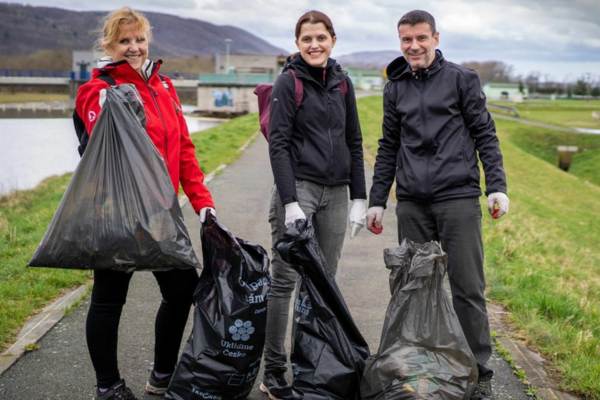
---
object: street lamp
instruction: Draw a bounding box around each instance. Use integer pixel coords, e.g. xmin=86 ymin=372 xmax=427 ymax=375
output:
xmin=224 ymin=38 xmax=232 ymax=74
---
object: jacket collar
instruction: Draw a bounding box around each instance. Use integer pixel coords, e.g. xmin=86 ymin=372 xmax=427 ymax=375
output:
xmin=386 ymin=49 xmax=445 ymax=81
xmin=92 ymin=59 xmax=163 ymax=83
xmin=284 ymin=53 xmax=345 ymax=89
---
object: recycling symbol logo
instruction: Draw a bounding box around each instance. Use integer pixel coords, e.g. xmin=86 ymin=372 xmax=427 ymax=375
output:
xmin=228 ymin=319 xmax=255 ymax=341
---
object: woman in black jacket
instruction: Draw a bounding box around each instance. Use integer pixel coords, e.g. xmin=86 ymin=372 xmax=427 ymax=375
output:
xmin=261 ymin=10 xmax=367 ymax=400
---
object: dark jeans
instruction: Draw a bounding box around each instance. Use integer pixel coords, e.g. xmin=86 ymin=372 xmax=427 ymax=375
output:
xmin=396 ymin=197 xmax=493 ymax=378
xmin=263 ymin=181 xmax=348 ymax=375
xmin=86 ymin=268 xmax=198 ymax=388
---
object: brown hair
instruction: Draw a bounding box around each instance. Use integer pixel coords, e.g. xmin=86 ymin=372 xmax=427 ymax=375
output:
xmin=295 ymin=10 xmax=336 ymax=39
xmin=397 ymin=10 xmax=436 ymax=33
xmin=98 ymin=7 xmax=152 ymax=52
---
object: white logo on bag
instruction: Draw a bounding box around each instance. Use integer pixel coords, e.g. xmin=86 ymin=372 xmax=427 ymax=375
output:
xmin=88 ymin=110 xmax=96 ymax=122
xmin=245 ymin=277 xmax=269 ymax=291
xmin=247 ymin=293 xmax=265 ymax=304
xmin=228 ymin=319 xmax=255 ymax=342
xmin=295 ymin=294 xmax=312 ymax=316
xmin=191 ymin=387 xmax=221 ymax=399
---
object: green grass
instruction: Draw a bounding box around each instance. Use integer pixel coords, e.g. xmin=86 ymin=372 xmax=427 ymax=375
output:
xmin=490 ymin=99 xmax=600 ymax=129
xmin=495 ymin=119 xmax=600 ymax=186
xmin=0 ymin=92 xmax=69 ymax=104
xmin=357 ymin=96 xmax=600 ymax=399
xmin=0 ymin=113 xmax=259 ymax=352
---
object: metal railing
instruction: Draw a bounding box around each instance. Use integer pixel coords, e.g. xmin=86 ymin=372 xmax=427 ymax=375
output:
xmin=0 ymin=69 xmax=71 ymax=78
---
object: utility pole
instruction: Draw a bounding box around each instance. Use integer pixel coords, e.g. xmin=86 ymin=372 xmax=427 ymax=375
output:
xmin=224 ymin=38 xmax=232 ymax=74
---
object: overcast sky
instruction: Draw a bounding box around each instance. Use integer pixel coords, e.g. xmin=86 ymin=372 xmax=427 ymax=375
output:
xmin=14 ymin=0 xmax=600 ymax=82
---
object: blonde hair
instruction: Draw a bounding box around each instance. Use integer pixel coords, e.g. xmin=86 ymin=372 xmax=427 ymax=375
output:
xmin=99 ymin=7 xmax=152 ymax=52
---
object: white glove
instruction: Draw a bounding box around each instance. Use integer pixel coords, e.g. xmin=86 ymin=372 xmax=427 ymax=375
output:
xmin=349 ymin=199 xmax=367 ymax=238
xmin=199 ymin=207 xmax=216 ymax=223
xmin=284 ymin=202 xmax=306 ymax=226
xmin=366 ymin=206 xmax=385 ymax=234
xmin=487 ymin=192 xmax=509 ymax=219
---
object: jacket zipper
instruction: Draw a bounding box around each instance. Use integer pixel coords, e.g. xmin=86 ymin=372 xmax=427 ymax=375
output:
xmin=326 ymin=91 xmax=334 ymax=181
xmin=147 ymin=81 xmax=169 ymax=165
xmin=418 ymin=76 xmax=432 ymax=197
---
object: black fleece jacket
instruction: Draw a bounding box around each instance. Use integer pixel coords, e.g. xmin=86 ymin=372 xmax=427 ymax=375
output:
xmin=268 ymin=55 xmax=366 ymax=205
xmin=369 ymin=50 xmax=507 ymax=207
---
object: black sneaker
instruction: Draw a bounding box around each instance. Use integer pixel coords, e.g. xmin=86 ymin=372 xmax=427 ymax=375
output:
xmin=96 ymin=379 xmax=138 ymax=400
xmin=471 ymin=377 xmax=493 ymax=400
xmin=144 ymin=371 xmax=171 ymax=395
xmin=259 ymin=372 xmax=302 ymax=400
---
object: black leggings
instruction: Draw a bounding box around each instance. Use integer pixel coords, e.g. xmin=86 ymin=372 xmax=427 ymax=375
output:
xmin=86 ymin=268 xmax=198 ymax=388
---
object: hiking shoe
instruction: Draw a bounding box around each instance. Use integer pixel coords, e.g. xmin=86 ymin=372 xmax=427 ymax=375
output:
xmin=144 ymin=370 xmax=172 ymax=395
xmin=96 ymin=379 xmax=138 ymax=400
xmin=471 ymin=377 xmax=493 ymax=400
xmin=259 ymin=371 xmax=302 ymax=400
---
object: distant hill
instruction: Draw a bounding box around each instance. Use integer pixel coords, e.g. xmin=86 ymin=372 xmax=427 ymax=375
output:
xmin=337 ymin=50 xmax=401 ymax=70
xmin=0 ymin=3 xmax=287 ymax=56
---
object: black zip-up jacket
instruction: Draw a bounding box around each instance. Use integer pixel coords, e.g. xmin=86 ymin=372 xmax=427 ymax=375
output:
xmin=269 ymin=55 xmax=366 ymax=205
xmin=369 ymin=50 xmax=507 ymax=207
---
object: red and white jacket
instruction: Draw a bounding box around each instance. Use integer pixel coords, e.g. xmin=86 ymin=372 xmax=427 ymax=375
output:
xmin=75 ymin=60 xmax=214 ymax=213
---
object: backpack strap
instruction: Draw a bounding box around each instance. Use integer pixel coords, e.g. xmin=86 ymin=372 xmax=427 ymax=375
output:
xmin=288 ymin=69 xmax=304 ymax=108
xmin=339 ymin=76 xmax=349 ymax=97
xmin=97 ymin=72 xmax=116 ymax=86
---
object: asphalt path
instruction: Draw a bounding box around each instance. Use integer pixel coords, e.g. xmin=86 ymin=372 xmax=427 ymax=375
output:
xmin=0 ymin=137 xmax=531 ymax=399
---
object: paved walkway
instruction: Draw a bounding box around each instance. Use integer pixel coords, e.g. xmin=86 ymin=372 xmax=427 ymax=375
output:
xmin=0 ymin=137 xmax=531 ymax=399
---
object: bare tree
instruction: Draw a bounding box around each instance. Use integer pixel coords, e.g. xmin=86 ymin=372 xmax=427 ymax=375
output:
xmin=461 ymin=61 xmax=514 ymax=84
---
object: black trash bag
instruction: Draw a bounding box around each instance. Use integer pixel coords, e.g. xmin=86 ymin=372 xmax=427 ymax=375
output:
xmin=360 ymin=239 xmax=478 ymax=400
xmin=29 ymin=84 xmax=199 ymax=271
xmin=166 ymin=213 xmax=271 ymax=400
xmin=276 ymin=219 xmax=370 ymax=400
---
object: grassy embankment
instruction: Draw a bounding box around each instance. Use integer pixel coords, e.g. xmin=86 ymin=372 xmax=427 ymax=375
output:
xmin=0 ymin=113 xmax=259 ymax=352
xmin=357 ymin=96 xmax=600 ymax=399
xmin=0 ymin=92 xmax=69 ymax=104
xmin=490 ymin=99 xmax=600 ymax=129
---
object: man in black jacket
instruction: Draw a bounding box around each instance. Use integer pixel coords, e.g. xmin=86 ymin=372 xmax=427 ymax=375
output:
xmin=366 ymin=10 xmax=509 ymax=400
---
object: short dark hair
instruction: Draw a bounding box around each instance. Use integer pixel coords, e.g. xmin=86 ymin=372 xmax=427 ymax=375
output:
xmin=397 ymin=10 xmax=436 ymax=33
xmin=295 ymin=10 xmax=336 ymax=39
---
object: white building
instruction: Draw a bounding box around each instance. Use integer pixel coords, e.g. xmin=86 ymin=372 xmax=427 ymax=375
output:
xmin=483 ymin=82 xmax=528 ymax=102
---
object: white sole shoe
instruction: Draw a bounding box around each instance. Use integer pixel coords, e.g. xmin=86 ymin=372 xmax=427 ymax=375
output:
xmin=144 ymin=381 xmax=167 ymax=396
xmin=259 ymin=382 xmax=282 ymax=400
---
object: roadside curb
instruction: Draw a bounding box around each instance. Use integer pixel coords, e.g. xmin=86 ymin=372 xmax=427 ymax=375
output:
xmin=0 ymin=284 xmax=90 ymax=376
xmin=0 ymin=131 xmax=259 ymax=378
xmin=488 ymin=303 xmax=580 ymax=400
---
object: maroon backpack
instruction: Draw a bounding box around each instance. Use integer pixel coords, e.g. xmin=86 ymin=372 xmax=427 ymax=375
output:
xmin=254 ymin=69 xmax=348 ymax=140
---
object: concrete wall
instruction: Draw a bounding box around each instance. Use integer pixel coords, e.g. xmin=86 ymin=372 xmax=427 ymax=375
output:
xmin=197 ymin=84 xmax=258 ymax=114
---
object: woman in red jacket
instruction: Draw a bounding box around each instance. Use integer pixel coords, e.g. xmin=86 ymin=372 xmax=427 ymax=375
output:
xmin=74 ymin=8 xmax=214 ymax=400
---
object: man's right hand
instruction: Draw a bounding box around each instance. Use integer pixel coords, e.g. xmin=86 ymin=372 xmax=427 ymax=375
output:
xmin=284 ymin=202 xmax=306 ymax=226
xmin=366 ymin=206 xmax=384 ymax=234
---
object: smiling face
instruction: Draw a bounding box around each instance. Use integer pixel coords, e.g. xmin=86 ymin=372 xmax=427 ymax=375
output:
xmin=296 ymin=22 xmax=336 ymax=68
xmin=105 ymin=23 xmax=149 ymax=73
xmin=398 ymin=22 xmax=439 ymax=70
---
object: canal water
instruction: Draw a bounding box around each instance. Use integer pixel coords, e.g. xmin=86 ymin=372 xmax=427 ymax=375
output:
xmin=0 ymin=117 xmax=221 ymax=196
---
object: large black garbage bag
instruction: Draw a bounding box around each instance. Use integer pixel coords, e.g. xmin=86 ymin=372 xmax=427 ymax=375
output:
xmin=29 ymin=85 xmax=199 ymax=271
xmin=166 ymin=214 xmax=271 ymax=400
xmin=276 ymin=219 xmax=370 ymax=400
xmin=360 ymin=240 xmax=478 ymax=400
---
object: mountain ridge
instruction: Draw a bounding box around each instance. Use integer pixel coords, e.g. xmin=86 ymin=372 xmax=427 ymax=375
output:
xmin=0 ymin=3 xmax=287 ymax=56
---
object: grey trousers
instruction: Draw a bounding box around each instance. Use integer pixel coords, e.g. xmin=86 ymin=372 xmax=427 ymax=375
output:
xmin=396 ymin=198 xmax=493 ymax=378
xmin=263 ymin=180 xmax=348 ymax=374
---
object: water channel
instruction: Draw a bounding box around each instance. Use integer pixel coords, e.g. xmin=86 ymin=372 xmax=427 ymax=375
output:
xmin=0 ymin=116 xmax=221 ymax=196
